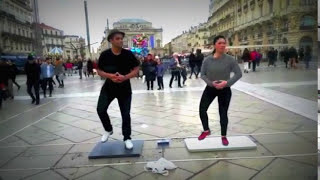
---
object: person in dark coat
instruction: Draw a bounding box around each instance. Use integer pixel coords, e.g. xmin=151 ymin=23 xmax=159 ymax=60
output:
xmin=195 ymin=49 xmax=204 ymax=78
xmin=0 ymin=59 xmax=9 ymax=108
xmin=241 ymin=48 xmax=251 ymax=73
xmin=188 ymin=51 xmax=196 ymax=79
xmin=142 ymin=54 xmax=157 ymax=90
xmin=25 ymin=55 xmax=41 ymax=105
xmin=77 ymin=58 xmax=83 ymax=79
xmin=304 ymin=46 xmax=312 ymax=69
xmin=7 ymin=60 xmax=20 ymax=90
xmin=288 ymin=46 xmax=298 ymax=69
xmin=87 ymin=59 xmax=94 ymax=77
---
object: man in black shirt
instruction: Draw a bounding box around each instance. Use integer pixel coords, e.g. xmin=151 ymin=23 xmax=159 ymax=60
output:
xmin=96 ymin=29 xmax=140 ymax=150
xmin=25 ymin=55 xmax=41 ymax=105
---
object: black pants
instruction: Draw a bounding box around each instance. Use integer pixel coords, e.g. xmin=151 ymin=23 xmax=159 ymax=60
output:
xmin=195 ymin=64 xmax=202 ymax=78
xmin=42 ymin=78 xmax=53 ymax=96
xmin=0 ymin=89 xmax=3 ymax=108
xmin=27 ymin=80 xmax=40 ymax=103
xmin=146 ymin=80 xmax=154 ymax=90
xmin=11 ymin=76 xmax=20 ymax=89
xmin=182 ymin=74 xmax=187 ymax=85
xmin=199 ymin=86 xmax=232 ymax=136
xmin=169 ymin=71 xmax=181 ymax=87
xmin=97 ymin=89 xmax=132 ymax=141
xmin=79 ymin=68 xmax=83 ymax=79
xmin=189 ymin=66 xmax=196 ymax=78
xmin=157 ymin=76 xmax=164 ymax=89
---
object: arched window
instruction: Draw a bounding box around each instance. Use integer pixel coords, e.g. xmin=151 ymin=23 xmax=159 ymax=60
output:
xmin=300 ymin=15 xmax=316 ymax=30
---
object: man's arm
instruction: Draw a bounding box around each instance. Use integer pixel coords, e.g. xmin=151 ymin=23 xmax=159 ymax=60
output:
xmin=96 ymin=69 xmax=115 ymax=79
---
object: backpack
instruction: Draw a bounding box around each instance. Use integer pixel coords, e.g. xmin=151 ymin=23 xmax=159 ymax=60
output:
xmin=255 ymin=53 xmax=261 ymax=61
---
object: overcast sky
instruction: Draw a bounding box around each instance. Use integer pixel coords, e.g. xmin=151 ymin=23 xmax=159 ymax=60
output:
xmin=38 ymin=0 xmax=210 ymax=51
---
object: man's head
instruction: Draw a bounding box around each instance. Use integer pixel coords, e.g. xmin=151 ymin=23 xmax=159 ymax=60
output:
xmin=107 ymin=29 xmax=125 ymax=48
xmin=46 ymin=57 xmax=51 ymax=64
xmin=27 ymin=54 xmax=35 ymax=64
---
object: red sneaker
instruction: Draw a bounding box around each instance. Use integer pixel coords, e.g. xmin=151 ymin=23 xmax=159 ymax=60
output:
xmin=222 ymin=137 xmax=229 ymax=146
xmin=198 ymin=131 xmax=211 ymax=140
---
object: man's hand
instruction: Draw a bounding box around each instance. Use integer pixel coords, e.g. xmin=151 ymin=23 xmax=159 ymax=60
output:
xmin=114 ymin=72 xmax=127 ymax=83
xmin=213 ymin=80 xmax=227 ymax=90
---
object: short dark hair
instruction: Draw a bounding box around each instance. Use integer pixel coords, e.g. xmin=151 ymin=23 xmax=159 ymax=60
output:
xmin=213 ymin=35 xmax=226 ymax=45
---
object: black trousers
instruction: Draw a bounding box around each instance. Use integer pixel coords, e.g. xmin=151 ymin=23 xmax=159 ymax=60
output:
xmin=189 ymin=66 xmax=196 ymax=78
xmin=42 ymin=78 xmax=53 ymax=96
xmin=199 ymin=86 xmax=232 ymax=136
xmin=97 ymin=89 xmax=132 ymax=141
xmin=146 ymin=80 xmax=154 ymax=90
xmin=169 ymin=71 xmax=181 ymax=87
xmin=249 ymin=61 xmax=257 ymax=71
xmin=157 ymin=76 xmax=164 ymax=89
xmin=27 ymin=80 xmax=40 ymax=103
xmin=79 ymin=68 xmax=83 ymax=79
xmin=195 ymin=64 xmax=202 ymax=78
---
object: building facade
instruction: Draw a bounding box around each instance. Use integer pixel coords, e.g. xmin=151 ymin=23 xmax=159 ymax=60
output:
xmin=100 ymin=18 xmax=163 ymax=52
xmin=63 ymin=35 xmax=86 ymax=59
xmin=0 ymin=0 xmax=34 ymax=55
xmin=37 ymin=23 xmax=64 ymax=56
xmin=170 ymin=0 xmax=317 ymax=56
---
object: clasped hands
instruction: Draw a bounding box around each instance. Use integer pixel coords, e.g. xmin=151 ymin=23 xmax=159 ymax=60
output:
xmin=110 ymin=72 xmax=128 ymax=83
xmin=212 ymin=80 xmax=227 ymax=90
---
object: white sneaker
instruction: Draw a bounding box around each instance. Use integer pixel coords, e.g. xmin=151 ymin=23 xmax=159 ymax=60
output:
xmin=101 ymin=131 xmax=113 ymax=143
xmin=124 ymin=139 xmax=133 ymax=149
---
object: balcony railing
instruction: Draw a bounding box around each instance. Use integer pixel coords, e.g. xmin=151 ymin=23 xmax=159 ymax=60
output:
xmin=299 ymin=25 xmax=316 ymax=30
xmin=2 ymin=32 xmax=33 ymax=43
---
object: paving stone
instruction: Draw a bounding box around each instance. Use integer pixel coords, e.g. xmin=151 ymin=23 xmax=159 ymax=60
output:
xmin=189 ymin=161 xmax=257 ymax=180
xmin=55 ymin=167 xmax=103 ymax=179
xmin=174 ymin=160 xmax=217 ymax=173
xmin=76 ymin=166 xmax=130 ymax=180
xmin=0 ymin=147 xmax=27 ymax=167
xmin=33 ymin=118 xmax=73 ymax=133
xmin=53 ymin=127 xmax=100 ymax=143
xmin=227 ymin=158 xmax=275 ymax=171
xmin=2 ymin=154 xmax=63 ymax=169
xmin=252 ymin=158 xmax=317 ymax=180
xmin=0 ymin=169 xmax=45 ymax=180
xmin=24 ymin=170 xmax=65 ymax=180
xmin=132 ymin=124 xmax=179 ymax=138
xmin=131 ymin=168 xmax=193 ymax=180
xmin=253 ymin=133 xmax=317 ymax=155
xmin=15 ymin=126 xmax=61 ymax=145
xmin=0 ymin=136 xmax=30 ymax=147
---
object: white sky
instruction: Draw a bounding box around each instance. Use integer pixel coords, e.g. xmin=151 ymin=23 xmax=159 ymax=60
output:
xmin=38 ymin=0 xmax=210 ymax=51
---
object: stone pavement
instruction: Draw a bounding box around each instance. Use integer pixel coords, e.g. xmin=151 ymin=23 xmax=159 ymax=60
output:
xmin=0 ymin=66 xmax=317 ymax=180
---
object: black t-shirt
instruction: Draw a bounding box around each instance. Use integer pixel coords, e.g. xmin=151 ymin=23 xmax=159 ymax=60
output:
xmin=98 ymin=48 xmax=140 ymax=94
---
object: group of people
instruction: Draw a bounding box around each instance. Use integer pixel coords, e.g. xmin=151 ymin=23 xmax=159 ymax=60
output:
xmin=239 ymin=45 xmax=313 ymax=73
xmin=0 ymin=55 xmax=99 ymax=108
